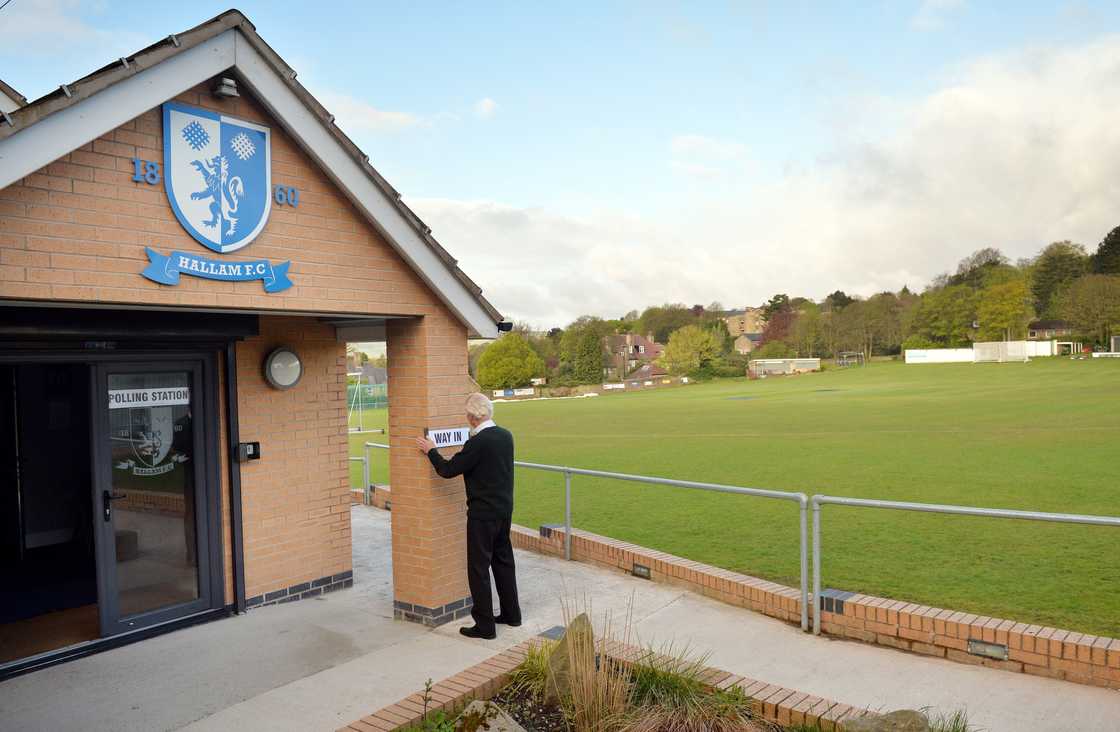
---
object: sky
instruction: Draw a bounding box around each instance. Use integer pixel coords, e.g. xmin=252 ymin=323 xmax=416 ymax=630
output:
xmin=3 ymin=1 xmax=1120 ymax=328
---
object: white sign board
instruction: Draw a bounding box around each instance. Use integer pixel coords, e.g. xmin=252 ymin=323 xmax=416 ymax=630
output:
xmin=108 ymin=387 xmax=191 ymax=410
xmin=603 ymin=383 xmax=625 ymax=390
xmin=513 ymin=388 xmax=535 ymax=397
xmin=427 ymin=426 xmax=470 ymax=448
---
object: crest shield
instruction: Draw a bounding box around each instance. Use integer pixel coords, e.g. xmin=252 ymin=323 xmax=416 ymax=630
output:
xmin=130 ymin=406 xmax=173 ymax=467
xmin=163 ymin=102 xmax=272 ymax=253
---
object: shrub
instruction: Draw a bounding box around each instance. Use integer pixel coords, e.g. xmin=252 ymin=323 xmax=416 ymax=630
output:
xmin=477 ymin=333 xmax=544 ymax=390
xmin=902 ymin=334 xmax=939 ymax=350
xmin=752 ymin=340 xmax=795 ymax=359
xmin=506 ymin=639 xmax=557 ymax=701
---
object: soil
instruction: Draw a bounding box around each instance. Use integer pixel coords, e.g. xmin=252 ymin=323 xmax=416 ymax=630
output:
xmin=488 ymin=685 xmax=570 ymax=732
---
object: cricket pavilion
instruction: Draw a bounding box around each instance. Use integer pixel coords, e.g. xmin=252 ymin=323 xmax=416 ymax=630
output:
xmin=0 ymin=10 xmax=504 ymax=677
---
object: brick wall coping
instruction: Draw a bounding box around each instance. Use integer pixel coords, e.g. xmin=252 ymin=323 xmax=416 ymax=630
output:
xmin=510 ymin=523 xmax=1120 ymax=692
xmin=338 ymin=637 xmax=878 ymax=731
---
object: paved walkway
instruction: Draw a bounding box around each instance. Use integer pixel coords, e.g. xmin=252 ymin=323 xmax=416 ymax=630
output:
xmin=1 ymin=506 xmax=1116 ymax=731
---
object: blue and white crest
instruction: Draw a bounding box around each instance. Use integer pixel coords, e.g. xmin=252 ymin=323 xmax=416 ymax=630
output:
xmin=163 ymin=102 xmax=271 ymax=253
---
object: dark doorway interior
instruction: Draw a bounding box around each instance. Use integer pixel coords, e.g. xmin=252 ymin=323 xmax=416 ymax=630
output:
xmin=0 ymin=364 xmax=98 ymax=663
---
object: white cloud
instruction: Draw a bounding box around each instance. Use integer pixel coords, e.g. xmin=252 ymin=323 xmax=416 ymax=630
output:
xmin=911 ymin=0 xmax=967 ymax=31
xmin=410 ymin=37 xmax=1120 ymax=327
xmin=670 ymin=134 xmax=747 ymax=160
xmin=669 ymin=134 xmax=750 ymax=180
xmin=316 ymin=90 xmax=420 ymax=133
xmin=0 ymin=0 xmax=148 ymax=60
xmin=473 ymin=97 xmax=498 ymax=119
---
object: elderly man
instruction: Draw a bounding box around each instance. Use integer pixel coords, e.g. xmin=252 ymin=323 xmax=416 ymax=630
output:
xmin=415 ymin=393 xmax=522 ymax=639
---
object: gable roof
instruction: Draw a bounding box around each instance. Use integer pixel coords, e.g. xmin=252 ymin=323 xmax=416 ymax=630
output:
xmin=0 ymin=10 xmax=502 ymax=337
xmin=0 ymin=79 xmax=26 ymax=113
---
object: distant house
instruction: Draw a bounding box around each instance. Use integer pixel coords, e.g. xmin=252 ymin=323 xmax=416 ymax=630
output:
xmin=733 ymin=333 xmax=762 ymax=355
xmin=724 ymin=308 xmax=765 ymax=338
xmin=605 ymin=333 xmax=665 ymax=378
xmin=628 ymin=362 xmax=669 ymax=380
xmin=1028 ymin=320 xmax=1074 ymax=340
xmin=359 ymin=365 xmax=388 ymax=385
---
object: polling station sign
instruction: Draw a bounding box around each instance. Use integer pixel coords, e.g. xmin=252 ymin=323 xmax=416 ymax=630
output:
xmin=108 ymin=387 xmax=191 ymax=409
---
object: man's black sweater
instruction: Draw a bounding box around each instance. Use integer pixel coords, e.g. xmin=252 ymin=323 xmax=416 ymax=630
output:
xmin=426 ymin=425 xmax=514 ymax=520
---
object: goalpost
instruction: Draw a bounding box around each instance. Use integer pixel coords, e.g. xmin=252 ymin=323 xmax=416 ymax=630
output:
xmin=347 ymin=370 xmax=366 ymax=432
xmin=973 ymin=341 xmax=1029 ymax=363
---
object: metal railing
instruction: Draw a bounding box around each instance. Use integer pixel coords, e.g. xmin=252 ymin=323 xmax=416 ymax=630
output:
xmin=363 ymin=441 xmax=811 ymax=632
xmin=810 ymin=495 xmax=1120 ymax=635
xmin=357 ymin=442 xmax=1120 ymax=638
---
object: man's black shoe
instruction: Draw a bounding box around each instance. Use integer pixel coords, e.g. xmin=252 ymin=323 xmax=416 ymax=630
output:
xmin=494 ymin=614 xmax=522 ymax=627
xmin=460 ymin=625 xmax=496 ymax=640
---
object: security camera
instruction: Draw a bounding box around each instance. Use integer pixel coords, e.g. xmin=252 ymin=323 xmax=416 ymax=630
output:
xmin=497 ymin=321 xmax=513 ymax=332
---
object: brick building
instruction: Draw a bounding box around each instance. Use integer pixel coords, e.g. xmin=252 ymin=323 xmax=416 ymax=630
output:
xmin=604 ymin=333 xmax=664 ymax=378
xmin=0 ymin=11 xmax=503 ymax=676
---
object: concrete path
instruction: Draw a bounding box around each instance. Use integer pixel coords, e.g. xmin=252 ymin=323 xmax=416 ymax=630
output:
xmin=1 ymin=506 xmax=1116 ymax=731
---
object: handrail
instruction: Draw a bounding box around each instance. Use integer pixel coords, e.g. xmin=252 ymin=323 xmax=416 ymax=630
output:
xmin=810 ymin=494 xmax=1120 ymax=635
xmin=363 ymin=441 xmax=810 ymax=632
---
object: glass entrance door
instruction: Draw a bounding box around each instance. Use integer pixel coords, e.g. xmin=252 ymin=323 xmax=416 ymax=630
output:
xmin=93 ymin=361 xmax=214 ymax=635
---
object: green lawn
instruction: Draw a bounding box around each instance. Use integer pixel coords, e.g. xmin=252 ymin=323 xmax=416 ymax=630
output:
xmin=350 ymin=358 xmax=1120 ymax=636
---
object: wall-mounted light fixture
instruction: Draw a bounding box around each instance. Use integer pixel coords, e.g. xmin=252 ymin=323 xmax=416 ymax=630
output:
xmin=264 ymin=347 xmax=302 ymax=390
xmin=211 ymin=77 xmax=240 ymax=99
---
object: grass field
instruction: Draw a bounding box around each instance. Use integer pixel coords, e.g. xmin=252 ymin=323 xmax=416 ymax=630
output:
xmin=349 ymin=358 xmax=1120 ymax=636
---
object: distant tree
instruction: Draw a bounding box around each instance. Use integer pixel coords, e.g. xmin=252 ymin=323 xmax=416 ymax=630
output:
xmin=370 ymin=354 xmax=387 ymax=368
xmin=909 ymin=285 xmax=979 ymax=346
xmin=572 ymin=329 xmax=606 ymax=384
xmin=950 ymin=247 xmax=1011 ymax=289
xmin=761 ymin=294 xmax=791 ymax=322
xmin=1030 ymin=241 xmax=1089 ymax=317
xmin=660 ymin=325 xmax=723 ymax=376
xmin=360 ymin=352 xmax=370 ymax=364
xmin=977 ymin=280 xmax=1034 ymax=341
xmin=790 ymin=306 xmax=822 ymax=357
xmin=1058 ymin=274 xmax=1120 ymax=345
xmin=760 ymin=308 xmax=795 ymax=346
xmin=707 ymin=301 xmax=725 ymax=314
xmin=1091 ymin=226 xmax=1120 ymax=274
xmin=752 ymin=340 xmax=795 ymax=359
xmin=636 ymin=304 xmax=694 ymax=343
xmin=559 ymin=316 xmax=612 ymax=365
xmin=468 ymin=342 xmax=490 ymax=380
xmin=476 ymin=334 xmax=544 ymax=390
xmin=824 ymin=290 xmax=854 ymax=310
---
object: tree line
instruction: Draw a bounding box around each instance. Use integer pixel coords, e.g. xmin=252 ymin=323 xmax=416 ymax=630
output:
xmin=472 ymin=226 xmax=1120 ymax=389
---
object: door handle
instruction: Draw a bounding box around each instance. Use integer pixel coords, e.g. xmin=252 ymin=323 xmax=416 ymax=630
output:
xmin=102 ymin=490 xmax=127 ymax=521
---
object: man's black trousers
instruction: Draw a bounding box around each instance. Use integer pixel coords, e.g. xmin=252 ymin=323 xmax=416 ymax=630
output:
xmin=466 ymin=517 xmax=521 ymax=633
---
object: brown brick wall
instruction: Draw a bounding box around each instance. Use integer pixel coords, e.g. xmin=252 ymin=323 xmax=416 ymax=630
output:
xmin=387 ymin=313 xmax=474 ymax=614
xmin=235 ymin=315 xmax=351 ymax=600
xmin=0 ymin=80 xmax=477 ymax=613
xmin=0 ymin=81 xmax=441 ymax=319
xmin=512 ymin=524 xmax=1120 ymax=691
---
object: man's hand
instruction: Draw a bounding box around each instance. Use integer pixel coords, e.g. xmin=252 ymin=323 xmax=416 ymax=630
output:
xmin=415 ymin=436 xmax=437 ymax=453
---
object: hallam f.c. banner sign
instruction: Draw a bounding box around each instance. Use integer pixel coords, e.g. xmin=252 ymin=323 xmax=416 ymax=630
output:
xmin=140 ymin=102 xmax=293 ymax=293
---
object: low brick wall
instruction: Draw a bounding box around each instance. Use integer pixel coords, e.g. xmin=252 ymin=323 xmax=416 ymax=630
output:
xmin=349 ymin=485 xmax=391 ymax=509
xmin=339 ymin=638 xmax=876 ymax=731
xmin=511 ymin=523 xmax=1120 ymax=691
xmin=117 ymin=489 xmax=185 ymax=517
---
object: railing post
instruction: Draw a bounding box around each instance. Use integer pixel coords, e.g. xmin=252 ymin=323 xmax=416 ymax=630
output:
xmin=564 ymin=469 xmax=572 ymax=561
xmin=812 ymin=498 xmax=821 ymax=635
xmin=363 ymin=443 xmax=372 ymax=506
xmin=799 ymin=495 xmax=808 ymax=632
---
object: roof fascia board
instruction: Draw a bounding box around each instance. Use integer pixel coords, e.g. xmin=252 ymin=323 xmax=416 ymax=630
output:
xmin=0 ymin=31 xmax=235 ymax=190
xmin=231 ymin=33 xmax=498 ymax=338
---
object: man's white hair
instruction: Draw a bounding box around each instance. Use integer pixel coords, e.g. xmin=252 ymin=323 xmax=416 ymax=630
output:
xmin=465 ymin=392 xmax=493 ymax=422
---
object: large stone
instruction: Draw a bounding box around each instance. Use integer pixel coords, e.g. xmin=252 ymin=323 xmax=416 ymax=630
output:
xmin=454 ymin=700 xmax=526 ymax=732
xmin=844 ymin=709 xmax=931 ymax=732
xmin=544 ymin=613 xmax=595 ymax=704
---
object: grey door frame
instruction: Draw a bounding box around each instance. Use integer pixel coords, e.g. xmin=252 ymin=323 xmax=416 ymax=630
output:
xmin=91 ymin=356 xmax=224 ymax=636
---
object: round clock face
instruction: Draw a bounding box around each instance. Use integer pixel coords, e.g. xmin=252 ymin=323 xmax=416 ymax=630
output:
xmin=265 ymin=348 xmax=302 ymax=389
